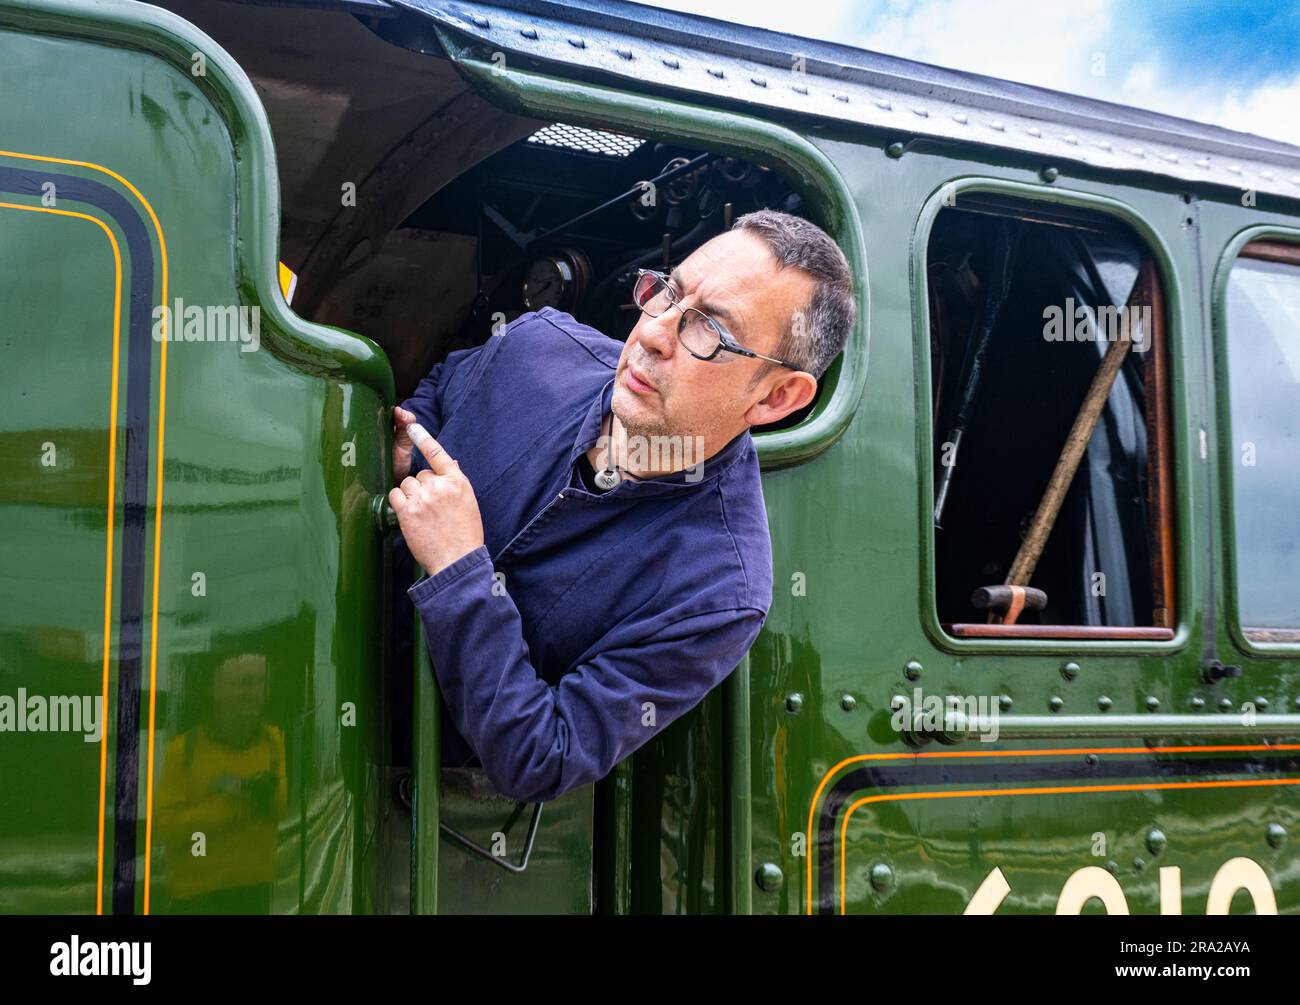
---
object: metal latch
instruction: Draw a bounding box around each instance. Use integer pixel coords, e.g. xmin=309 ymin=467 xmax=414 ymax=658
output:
xmin=1202 ymin=660 xmax=1243 ymax=685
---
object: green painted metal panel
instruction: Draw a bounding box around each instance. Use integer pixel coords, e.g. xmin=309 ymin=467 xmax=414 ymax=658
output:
xmin=0 ymin=0 xmax=393 ymax=914
xmin=0 ymin=209 xmax=123 ymax=912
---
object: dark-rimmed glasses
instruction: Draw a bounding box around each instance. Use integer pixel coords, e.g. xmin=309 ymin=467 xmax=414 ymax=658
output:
xmin=631 ymin=269 xmax=803 ymax=370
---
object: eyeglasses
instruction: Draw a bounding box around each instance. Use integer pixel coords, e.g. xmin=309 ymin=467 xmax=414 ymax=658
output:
xmin=631 ymin=269 xmax=803 ymax=370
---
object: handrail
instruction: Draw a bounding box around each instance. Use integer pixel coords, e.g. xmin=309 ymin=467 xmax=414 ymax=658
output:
xmin=408 ymin=564 xmax=542 ymax=900
xmin=410 ymin=587 xmax=440 ymax=914
xmin=439 ymin=802 xmax=543 ymax=873
xmin=724 ymin=654 xmax=752 ymax=915
xmin=898 ymin=710 xmax=1300 ymax=746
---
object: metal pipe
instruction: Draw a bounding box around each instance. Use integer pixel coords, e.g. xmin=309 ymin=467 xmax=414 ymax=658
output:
xmin=524 ymin=152 xmax=711 ymax=248
xmin=601 ymin=759 xmax=633 ymax=914
xmin=723 ymin=654 xmax=752 ymax=915
xmin=410 ymin=589 xmax=440 ymax=914
xmin=899 ymin=711 xmax=1300 ymax=744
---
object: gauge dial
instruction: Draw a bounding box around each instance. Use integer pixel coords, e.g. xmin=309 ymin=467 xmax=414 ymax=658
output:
xmin=522 ymin=256 xmax=573 ymax=310
xmin=521 ymin=250 xmax=589 ymax=311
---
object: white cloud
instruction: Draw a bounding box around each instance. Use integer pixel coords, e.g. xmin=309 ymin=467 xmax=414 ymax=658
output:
xmin=849 ymin=0 xmax=1115 ymax=97
xmin=646 ymin=0 xmax=1112 ymax=93
xmin=643 ymin=0 xmax=1300 ymax=147
xmin=1138 ymin=71 xmax=1300 ymax=147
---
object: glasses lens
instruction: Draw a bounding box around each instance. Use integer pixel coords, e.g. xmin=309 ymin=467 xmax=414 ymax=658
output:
xmin=679 ymin=309 xmax=722 ymax=358
xmin=633 ymin=273 xmax=673 ymax=315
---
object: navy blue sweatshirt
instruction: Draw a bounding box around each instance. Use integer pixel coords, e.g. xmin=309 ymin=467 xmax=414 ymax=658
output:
xmin=401 ymin=307 xmax=772 ymax=803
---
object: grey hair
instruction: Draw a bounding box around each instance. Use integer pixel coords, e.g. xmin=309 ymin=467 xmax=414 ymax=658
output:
xmin=731 ymin=209 xmax=855 ymax=384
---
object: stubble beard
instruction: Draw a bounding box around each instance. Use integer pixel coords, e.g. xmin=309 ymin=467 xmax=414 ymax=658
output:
xmin=613 ymin=394 xmax=673 ymax=444
xmin=613 ymin=387 xmax=735 ymax=478
xmin=612 ymin=358 xmax=746 ymax=472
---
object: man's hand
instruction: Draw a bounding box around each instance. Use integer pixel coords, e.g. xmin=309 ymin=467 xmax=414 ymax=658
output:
xmin=393 ymin=406 xmax=418 ymax=483
xmin=389 ymin=424 xmax=485 ymax=577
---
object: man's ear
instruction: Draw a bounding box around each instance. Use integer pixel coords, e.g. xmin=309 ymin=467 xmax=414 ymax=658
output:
xmin=743 ymin=370 xmax=818 ymax=427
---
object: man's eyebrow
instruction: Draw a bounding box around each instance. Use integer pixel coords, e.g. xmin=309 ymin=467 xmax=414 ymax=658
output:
xmin=667 ymin=266 xmax=740 ymax=332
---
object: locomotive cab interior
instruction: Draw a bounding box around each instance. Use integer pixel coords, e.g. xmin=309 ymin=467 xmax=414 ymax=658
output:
xmin=321 ymin=121 xmax=821 ymax=421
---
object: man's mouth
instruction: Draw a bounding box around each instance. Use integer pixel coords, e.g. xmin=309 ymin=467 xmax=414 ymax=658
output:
xmin=624 ymin=364 xmax=658 ymax=395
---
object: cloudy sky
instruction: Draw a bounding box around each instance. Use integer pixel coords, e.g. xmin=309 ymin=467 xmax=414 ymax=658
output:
xmin=641 ymin=0 xmax=1300 ymax=147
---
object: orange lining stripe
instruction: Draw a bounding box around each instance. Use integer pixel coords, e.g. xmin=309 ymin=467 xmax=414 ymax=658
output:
xmin=838 ymin=774 xmax=1300 ymax=913
xmin=0 ymin=151 xmax=168 ymax=915
xmin=805 ymin=743 xmax=1300 ymax=914
xmin=0 ymin=201 xmax=122 ymax=916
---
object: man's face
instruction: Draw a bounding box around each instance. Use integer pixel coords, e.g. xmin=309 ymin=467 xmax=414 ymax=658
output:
xmin=611 ymin=230 xmax=818 ymax=448
xmin=211 ymin=654 xmax=268 ymax=736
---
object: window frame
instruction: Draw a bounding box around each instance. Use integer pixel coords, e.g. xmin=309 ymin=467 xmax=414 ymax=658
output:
xmin=914 ymin=178 xmax=1190 ymax=654
xmin=1213 ymin=225 xmax=1300 ymax=658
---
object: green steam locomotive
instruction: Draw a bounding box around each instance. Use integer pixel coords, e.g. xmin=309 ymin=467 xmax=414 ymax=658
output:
xmin=1 ymin=0 xmax=1298 ymax=915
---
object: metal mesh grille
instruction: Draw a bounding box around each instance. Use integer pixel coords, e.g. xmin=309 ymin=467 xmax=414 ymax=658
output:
xmin=527 ymin=123 xmax=644 ymax=157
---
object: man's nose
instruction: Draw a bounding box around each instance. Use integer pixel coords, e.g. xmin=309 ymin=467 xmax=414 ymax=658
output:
xmin=632 ymin=308 xmax=679 ymax=359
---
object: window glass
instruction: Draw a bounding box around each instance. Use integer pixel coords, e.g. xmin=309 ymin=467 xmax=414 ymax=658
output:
xmin=1226 ymin=255 xmax=1300 ymax=636
xmin=928 ymin=201 xmax=1172 ymax=636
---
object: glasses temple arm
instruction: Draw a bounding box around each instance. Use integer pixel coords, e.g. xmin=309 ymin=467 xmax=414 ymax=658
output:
xmin=733 ymin=344 xmax=803 ymax=370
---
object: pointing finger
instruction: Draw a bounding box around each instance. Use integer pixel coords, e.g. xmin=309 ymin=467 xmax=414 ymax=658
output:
xmin=409 ymin=423 xmax=459 ymax=476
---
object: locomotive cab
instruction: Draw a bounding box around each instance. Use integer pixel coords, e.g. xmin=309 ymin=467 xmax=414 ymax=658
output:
xmin=146 ymin=0 xmax=843 ymax=914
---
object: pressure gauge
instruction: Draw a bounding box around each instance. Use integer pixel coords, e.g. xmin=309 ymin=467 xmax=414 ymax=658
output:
xmin=521 ymin=249 xmax=589 ymax=311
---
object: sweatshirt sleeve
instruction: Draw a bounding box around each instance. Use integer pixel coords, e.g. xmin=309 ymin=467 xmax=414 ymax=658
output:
xmin=400 ymin=343 xmax=485 ymax=443
xmin=408 ymin=545 xmax=765 ymax=803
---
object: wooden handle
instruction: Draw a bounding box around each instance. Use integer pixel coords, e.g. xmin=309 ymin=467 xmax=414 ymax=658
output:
xmin=972 ymin=584 xmax=1048 ymax=626
xmin=1005 ymin=331 xmax=1136 ymax=588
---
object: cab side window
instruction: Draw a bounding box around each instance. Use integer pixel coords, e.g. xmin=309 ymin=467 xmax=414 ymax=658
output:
xmin=1225 ymin=244 xmax=1300 ymax=642
xmin=927 ymin=197 xmax=1175 ymax=639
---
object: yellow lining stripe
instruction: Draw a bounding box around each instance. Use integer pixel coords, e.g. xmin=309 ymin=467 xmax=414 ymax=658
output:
xmin=807 ymin=743 xmax=1300 ymax=914
xmin=0 ymin=150 xmax=168 ymax=915
xmin=0 ymin=201 xmax=122 ymax=916
xmin=838 ymin=774 xmax=1300 ymax=914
